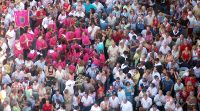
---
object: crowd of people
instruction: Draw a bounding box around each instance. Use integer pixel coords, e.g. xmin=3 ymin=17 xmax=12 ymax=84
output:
xmin=0 ymin=0 xmax=200 ymax=111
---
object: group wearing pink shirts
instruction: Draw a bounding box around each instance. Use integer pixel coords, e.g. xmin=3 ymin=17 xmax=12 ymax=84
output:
xmin=12 ymin=20 xmax=107 ymax=76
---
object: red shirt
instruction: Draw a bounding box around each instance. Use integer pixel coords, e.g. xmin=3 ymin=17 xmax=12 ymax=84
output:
xmin=198 ymin=92 xmax=200 ymax=103
xmin=36 ymin=10 xmax=46 ymax=19
xmin=63 ymin=3 xmax=71 ymax=11
xmin=43 ymin=104 xmax=53 ymax=111
xmin=182 ymin=52 xmax=191 ymax=61
xmin=36 ymin=10 xmax=46 ymax=25
xmin=180 ymin=90 xmax=189 ymax=101
xmin=98 ymin=86 xmax=105 ymax=97
xmin=180 ymin=44 xmax=192 ymax=52
xmin=184 ymin=76 xmax=196 ymax=86
xmin=112 ymin=32 xmax=122 ymax=44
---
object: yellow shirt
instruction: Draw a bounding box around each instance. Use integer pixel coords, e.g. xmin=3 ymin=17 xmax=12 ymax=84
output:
xmin=4 ymin=64 xmax=11 ymax=74
xmin=132 ymin=72 xmax=140 ymax=84
xmin=193 ymin=6 xmax=200 ymax=17
xmin=0 ymin=90 xmax=6 ymax=103
xmin=133 ymin=53 xmax=140 ymax=60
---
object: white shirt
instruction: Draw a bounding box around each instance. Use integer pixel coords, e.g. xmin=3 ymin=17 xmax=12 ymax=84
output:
xmin=165 ymin=102 xmax=175 ymax=110
xmin=141 ymin=97 xmax=152 ymax=109
xmin=159 ymin=46 xmax=171 ymax=55
xmin=0 ymin=42 xmax=8 ymax=53
xmin=3 ymin=105 xmax=11 ymax=111
xmin=81 ymin=95 xmax=93 ymax=107
xmin=6 ymin=29 xmax=16 ymax=47
xmin=74 ymin=11 xmax=85 ymax=18
xmin=193 ymin=66 xmax=200 ymax=78
xmin=174 ymin=83 xmax=184 ymax=92
xmin=149 ymin=108 xmax=159 ymax=111
xmin=25 ymin=60 xmax=34 ymax=69
xmin=152 ymin=71 xmax=161 ymax=80
xmin=72 ymin=96 xmax=79 ymax=106
xmin=114 ymin=72 xmax=125 ymax=82
xmin=92 ymin=2 xmax=104 ymax=12
xmin=174 ymin=107 xmax=183 ymax=111
xmin=154 ymin=94 xmax=165 ymax=106
xmin=121 ymin=101 xmax=133 ymax=111
xmin=15 ymin=58 xmax=24 ymax=66
xmin=32 ymin=83 xmax=39 ymax=91
xmin=109 ymin=96 xmax=120 ymax=108
xmin=42 ymin=0 xmax=53 ymax=7
xmin=145 ymin=15 xmax=154 ymax=26
xmin=58 ymin=109 xmax=65 ymax=111
xmin=88 ymin=26 xmax=100 ymax=40
xmin=15 ymin=2 xmax=25 ymax=11
xmin=58 ymin=14 xmax=66 ymax=24
xmin=107 ymin=16 xmax=117 ymax=26
xmin=187 ymin=15 xmax=196 ymax=28
xmin=34 ymin=60 xmax=45 ymax=69
xmin=55 ymin=69 xmax=65 ymax=80
xmin=118 ymin=45 xmax=128 ymax=56
xmin=42 ymin=17 xmax=53 ymax=29
xmin=30 ymin=0 xmax=37 ymax=8
xmin=152 ymin=79 xmax=160 ymax=88
xmin=68 ymin=10 xmax=76 ymax=16
xmin=65 ymin=80 xmax=75 ymax=95
xmin=106 ymin=0 xmax=114 ymax=7
xmin=4 ymin=14 xmax=13 ymax=28
xmin=147 ymin=87 xmax=158 ymax=96
xmin=90 ymin=105 xmax=102 ymax=111
xmin=117 ymin=89 xmax=126 ymax=103
xmin=108 ymin=45 xmax=119 ymax=57
xmin=112 ymin=67 xmax=119 ymax=75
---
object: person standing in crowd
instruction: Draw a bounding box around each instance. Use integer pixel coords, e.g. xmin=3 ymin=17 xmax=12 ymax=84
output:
xmin=109 ymin=93 xmax=120 ymax=111
xmin=6 ymin=25 xmax=16 ymax=56
xmin=140 ymin=93 xmax=153 ymax=110
xmin=81 ymin=92 xmax=94 ymax=111
xmin=121 ymin=99 xmax=133 ymax=111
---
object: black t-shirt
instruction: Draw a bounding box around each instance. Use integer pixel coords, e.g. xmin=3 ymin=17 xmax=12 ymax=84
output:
xmin=179 ymin=18 xmax=190 ymax=27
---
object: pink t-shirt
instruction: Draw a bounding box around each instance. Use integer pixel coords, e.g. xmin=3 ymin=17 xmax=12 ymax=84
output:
xmin=14 ymin=41 xmax=23 ymax=58
xmin=65 ymin=31 xmax=74 ymax=41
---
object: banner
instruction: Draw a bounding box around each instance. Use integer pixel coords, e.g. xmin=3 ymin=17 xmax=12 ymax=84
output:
xmin=14 ymin=10 xmax=29 ymax=27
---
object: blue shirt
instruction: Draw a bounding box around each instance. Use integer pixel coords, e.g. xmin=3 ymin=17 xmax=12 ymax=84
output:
xmin=34 ymin=60 xmax=45 ymax=69
xmin=52 ymin=94 xmax=64 ymax=103
xmin=86 ymin=67 xmax=98 ymax=79
xmin=162 ymin=78 xmax=174 ymax=91
xmin=2 ymin=74 xmax=12 ymax=84
xmin=123 ymin=85 xmax=134 ymax=97
xmin=83 ymin=3 xmax=96 ymax=13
